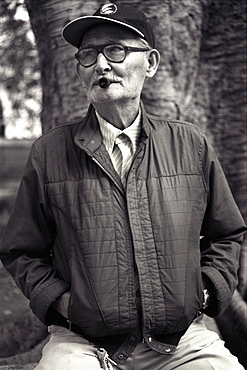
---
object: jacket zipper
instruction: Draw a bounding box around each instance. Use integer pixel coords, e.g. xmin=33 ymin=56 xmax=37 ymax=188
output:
xmin=92 ymin=157 xmax=124 ymax=193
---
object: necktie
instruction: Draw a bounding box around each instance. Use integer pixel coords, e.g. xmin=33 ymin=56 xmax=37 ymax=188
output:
xmin=112 ymin=133 xmax=133 ymax=183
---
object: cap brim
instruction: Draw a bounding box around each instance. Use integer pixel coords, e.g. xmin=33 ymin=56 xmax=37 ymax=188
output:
xmin=62 ymin=16 xmax=145 ymax=49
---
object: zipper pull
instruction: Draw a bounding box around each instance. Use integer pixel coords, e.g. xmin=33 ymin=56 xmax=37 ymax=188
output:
xmin=96 ymin=347 xmax=117 ymax=369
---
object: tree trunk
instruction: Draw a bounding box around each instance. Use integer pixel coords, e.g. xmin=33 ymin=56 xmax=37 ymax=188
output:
xmin=21 ymin=0 xmax=247 ymax=367
xmin=25 ymin=0 xmax=102 ymax=131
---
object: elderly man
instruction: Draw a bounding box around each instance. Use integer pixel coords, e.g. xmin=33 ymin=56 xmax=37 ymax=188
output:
xmin=0 ymin=3 xmax=246 ymax=370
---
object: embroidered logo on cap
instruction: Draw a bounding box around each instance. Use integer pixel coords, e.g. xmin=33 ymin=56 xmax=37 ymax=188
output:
xmin=100 ymin=3 xmax=117 ymax=15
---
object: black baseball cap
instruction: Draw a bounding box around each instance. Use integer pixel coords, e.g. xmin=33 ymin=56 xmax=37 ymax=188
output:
xmin=62 ymin=3 xmax=155 ymax=49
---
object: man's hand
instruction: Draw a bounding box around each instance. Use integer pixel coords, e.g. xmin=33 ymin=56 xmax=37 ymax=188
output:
xmin=202 ymin=288 xmax=211 ymax=310
xmin=52 ymin=291 xmax=70 ymax=318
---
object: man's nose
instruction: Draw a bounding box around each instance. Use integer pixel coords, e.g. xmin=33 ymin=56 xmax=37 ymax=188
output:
xmin=95 ymin=53 xmax=111 ymax=73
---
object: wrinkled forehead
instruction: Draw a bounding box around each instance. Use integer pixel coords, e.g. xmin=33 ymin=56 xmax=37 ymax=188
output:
xmin=80 ymin=23 xmax=142 ymax=47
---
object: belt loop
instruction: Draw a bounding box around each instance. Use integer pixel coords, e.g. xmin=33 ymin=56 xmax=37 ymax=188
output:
xmin=67 ymin=319 xmax=72 ymax=331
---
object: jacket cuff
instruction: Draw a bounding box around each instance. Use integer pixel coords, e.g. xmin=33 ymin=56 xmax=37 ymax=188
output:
xmin=30 ymin=279 xmax=70 ymax=325
xmin=201 ymin=267 xmax=231 ymax=317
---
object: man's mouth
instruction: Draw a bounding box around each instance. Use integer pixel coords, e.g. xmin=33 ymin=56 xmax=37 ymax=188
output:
xmin=94 ymin=77 xmax=121 ymax=89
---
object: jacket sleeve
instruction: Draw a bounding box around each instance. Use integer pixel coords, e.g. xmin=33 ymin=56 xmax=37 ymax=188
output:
xmin=200 ymin=136 xmax=246 ymax=317
xmin=0 ymin=144 xmax=70 ymax=324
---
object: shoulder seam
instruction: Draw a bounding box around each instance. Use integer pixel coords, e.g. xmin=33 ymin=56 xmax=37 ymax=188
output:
xmin=147 ymin=114 xmax=202 ymax=133
xmin=33 ymin=119 xmax=84 ymax=143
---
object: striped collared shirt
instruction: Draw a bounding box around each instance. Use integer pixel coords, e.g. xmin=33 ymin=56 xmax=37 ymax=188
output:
xmin=96 ymin=109 xmax=142 ymax=174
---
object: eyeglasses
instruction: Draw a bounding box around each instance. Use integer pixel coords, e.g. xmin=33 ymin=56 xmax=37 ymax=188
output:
xmin=75 ymin=43 xmax=151 ymax=67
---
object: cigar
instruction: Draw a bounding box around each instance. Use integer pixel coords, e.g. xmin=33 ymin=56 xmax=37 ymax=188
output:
xmin=99 ymin=77 xmax=110 ymax=88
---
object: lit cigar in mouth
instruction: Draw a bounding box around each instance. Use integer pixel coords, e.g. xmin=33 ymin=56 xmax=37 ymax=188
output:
xmin=99 ymin=77 xmax=110 ymax=88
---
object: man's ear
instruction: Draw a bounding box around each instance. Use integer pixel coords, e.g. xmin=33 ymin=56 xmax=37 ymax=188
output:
xmin=146 ymin=49 xmax=160 ymax=78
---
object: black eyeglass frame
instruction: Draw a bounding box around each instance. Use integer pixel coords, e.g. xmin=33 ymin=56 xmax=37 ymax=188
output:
xmin=75 ymin=43 xmax=151 ymax=67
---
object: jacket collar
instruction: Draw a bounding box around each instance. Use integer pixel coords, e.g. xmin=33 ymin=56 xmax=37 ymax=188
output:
xmin=74 ymin=102 xmax=150 ymax=155
xmin=74 ymin=104 xmax=103 ymax=155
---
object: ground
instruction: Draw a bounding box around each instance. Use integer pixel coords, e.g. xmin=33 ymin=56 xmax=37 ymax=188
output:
xmin=0 ymin=140 xmax=32 ymax=330
xmin=0 ymin=140 xmax=46 ymax=369
xmin=0 ymin=263 xmax=30 ymax=324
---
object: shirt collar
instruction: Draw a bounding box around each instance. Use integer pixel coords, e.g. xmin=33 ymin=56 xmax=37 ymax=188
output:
xmin=96 ymin=109 xmax=142 ymax=154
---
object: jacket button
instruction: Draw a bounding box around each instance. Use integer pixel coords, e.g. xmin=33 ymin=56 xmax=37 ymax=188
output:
xmin=118 ymin=133 xmax=125 ymax=140
xmin=165 ymin=348 xmax=171 ymax=353
xmin=118 ymin=353 xmax=124 ymax=360
xmin=130 ymin=335 xmax=136 ymax=342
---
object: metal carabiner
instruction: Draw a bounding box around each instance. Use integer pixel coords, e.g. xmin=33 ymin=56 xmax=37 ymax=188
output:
xmin=96 ymin=347 xmax=117 ymax=370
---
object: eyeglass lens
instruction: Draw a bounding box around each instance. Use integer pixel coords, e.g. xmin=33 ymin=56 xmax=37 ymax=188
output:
xmin=76 ymin=44 xmax=126 ymax=67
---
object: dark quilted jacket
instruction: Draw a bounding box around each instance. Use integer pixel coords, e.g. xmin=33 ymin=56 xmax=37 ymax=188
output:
xmin=0 ymin=104 xmax=246 ymax=352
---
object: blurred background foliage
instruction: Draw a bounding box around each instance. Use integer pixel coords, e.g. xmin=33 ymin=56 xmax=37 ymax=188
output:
xmin=0 ymin=0 xmax=42 ymax=139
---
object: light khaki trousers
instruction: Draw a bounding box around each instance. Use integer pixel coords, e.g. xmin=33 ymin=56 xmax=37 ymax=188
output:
xmin=34 ymin=315 xmax=244 ymax=370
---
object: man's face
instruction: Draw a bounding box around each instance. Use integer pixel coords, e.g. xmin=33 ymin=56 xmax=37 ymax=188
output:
xmin=78 ymin=24 xmax=151 ymax=106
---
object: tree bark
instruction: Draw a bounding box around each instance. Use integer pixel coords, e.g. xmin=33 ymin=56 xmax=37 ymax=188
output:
xmin=25 ymin=0 xmax=102 ymax=130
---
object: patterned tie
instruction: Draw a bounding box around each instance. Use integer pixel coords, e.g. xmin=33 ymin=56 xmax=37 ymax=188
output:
xmin=112 ymin=133 xmax=133 ymax=183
